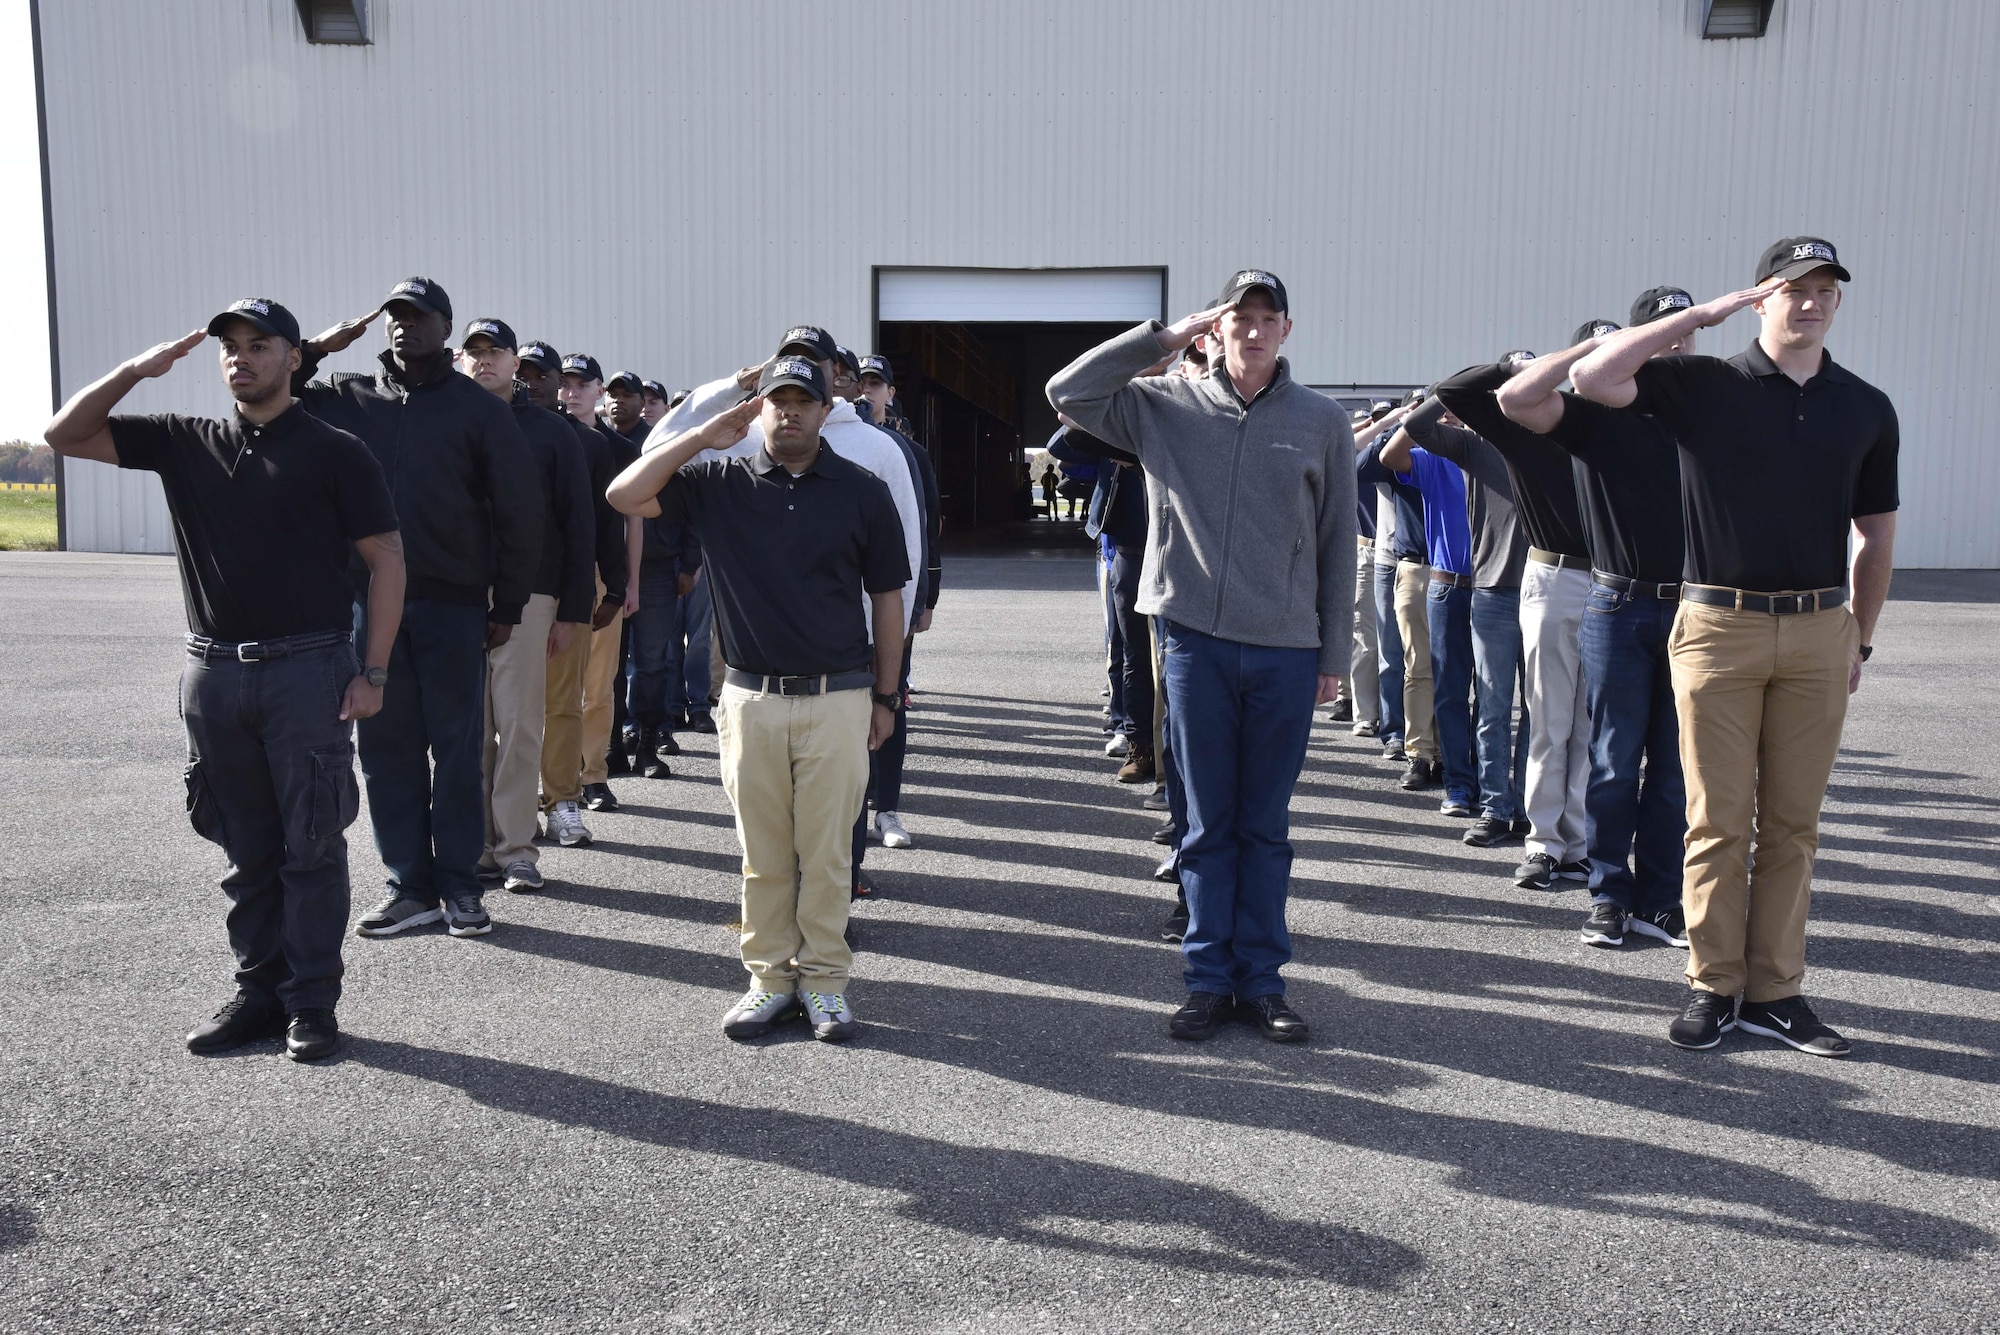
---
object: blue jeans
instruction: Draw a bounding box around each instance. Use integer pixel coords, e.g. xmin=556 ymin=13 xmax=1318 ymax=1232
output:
xmin=1579 ymin=583 xmax=1685 ymax=914
xmin=1425 ymin=582 xmax=1476 ymax=803
xmin=1163 ymin=622 xmax=1318 ymax=1000
xmin=1371 ymin=561 xmax=1406 ymax=747
xmin=352 ymin=598 xmax=489 ymax=907
xmin=1154 ymin=614 xmax=1188 ymax=847
xmin=626 ymin=560 xmax=679 ymax=727
xmin=668 ymin=571 xmax=714 ymax=714
xmin=1469 ymin=587 xmax=1529 ymax=821
xmin=181 ymin=638 xmax=360 ymax=1011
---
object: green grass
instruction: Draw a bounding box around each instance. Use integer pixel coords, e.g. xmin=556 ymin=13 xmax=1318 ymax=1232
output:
xmin=0 ymin=491 xmax=58 ymax=551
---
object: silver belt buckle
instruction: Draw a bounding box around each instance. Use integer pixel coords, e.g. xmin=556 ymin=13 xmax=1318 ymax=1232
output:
xmin=236 ymin=641 xmax=259 ymax=662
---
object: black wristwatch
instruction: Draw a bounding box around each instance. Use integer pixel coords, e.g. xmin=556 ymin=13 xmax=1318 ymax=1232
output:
xmin=871 ymin=691 xmax=902 ymax=712
xmin=364 ymin=666 xmax=389 ymax=688
xmin=1858 ymin=644 xmax=1873 ymax=662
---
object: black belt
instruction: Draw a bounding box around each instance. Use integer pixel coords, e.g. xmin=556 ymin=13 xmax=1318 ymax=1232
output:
xmin=1592 ymin=570 xmax=1680 ymax=601
xmin=724 ymin=667 xmax=875 ymax=696
xmin=1528 ymin=547 xmax=1591 ymax=571
xmin=1395 ymin=554 xmax=1428 ymax=566
xmin=185 ymin=630 xmax=349 ymax=662
xmin=1681 ymin=584 xmax=1846 ymax=615
xmin=1429 ymin=571 xmax=1474 ymax=590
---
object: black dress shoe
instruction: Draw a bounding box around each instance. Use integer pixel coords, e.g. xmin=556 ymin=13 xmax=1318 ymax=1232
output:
xmin=582 ymin=782 xmax=620 ymax=812
xmin=1168 ymin=991 xmax=1233 ymax=1041
xmin=655 ymin=727 xmax=681 ymax=757
xmin=285 ymin=1009 xmax=340 ymax=1062
xmin=1238 ymin=993 xmax=1309 ymax=1043
xmin=1151 ymin=823 xmax=1176 ymax=845
xmin=638 ymin=729 xmax=672 ymax=779
xmin=690 ymin=712 xmax=716 ymax=735
xmin=1398 ymin=757 xmax=1441 ymax=791
xmin=1328 ymin=699 xmax=1354 ymax=722
xmin=186 ymin=991 xmax=285 ymax=1054
xmin=605 ymin=743 xmax=633 ymax=777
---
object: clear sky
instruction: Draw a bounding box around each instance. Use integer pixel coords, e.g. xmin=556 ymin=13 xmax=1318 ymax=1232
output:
xmin=0 ymin=0 xmax=52 ymax=444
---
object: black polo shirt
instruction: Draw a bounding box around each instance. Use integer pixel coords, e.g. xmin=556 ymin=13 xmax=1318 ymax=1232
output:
xmin=1546 ymin=394 xmax=1685 ymax=583
xmin=1437 ymin=363 xmax=1592 ymax=559
xmin=655 ymin=444 xmax=910 ymax=677
xmin=109 ymin=403 xmax=398 ymax=641
xmin=1631 ymin=343 xmax=1899 ymax=590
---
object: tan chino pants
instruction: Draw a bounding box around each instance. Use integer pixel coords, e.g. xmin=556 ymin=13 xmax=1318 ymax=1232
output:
xmin=1671 ymin=599 xmax=1857 ymax=1002
xmin=579 ymin=602 xmax=625 ymax=786
xmin=1394 ymin=559 xmax=1436 ymax=761
xmin=483 ymin=593 xmax=558 ymax=867
xmin=540 ymin=610 xmax=593 ymax=809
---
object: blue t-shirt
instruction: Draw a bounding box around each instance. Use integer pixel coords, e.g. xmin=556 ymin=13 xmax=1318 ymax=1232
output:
xmin=1398 ymin=447 xmax=1473 ymax=578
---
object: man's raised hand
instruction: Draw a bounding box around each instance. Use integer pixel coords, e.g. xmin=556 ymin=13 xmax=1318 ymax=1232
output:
xmin=1155 ymin=306 xmax=1228 ymax=353
xmin=1692 ymin=280 xmax=1783 ymax=329
xmin=734 ymin=364 xmax=766 ymax=393
xmin=126 ymin=331 xmax=206 ymax=379
xmin=702 ymin=394 xmax=763 ymax=450
xmin=304 ymin=307 xmax=383 ymax=355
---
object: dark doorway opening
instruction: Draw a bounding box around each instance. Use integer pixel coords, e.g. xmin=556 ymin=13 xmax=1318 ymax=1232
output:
xmin=877 ymin=321 xmax=1129 ymax=540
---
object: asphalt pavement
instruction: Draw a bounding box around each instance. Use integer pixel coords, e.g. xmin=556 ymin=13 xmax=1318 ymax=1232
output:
xmin=2 ymin=549 xmax=1996 ymax=1333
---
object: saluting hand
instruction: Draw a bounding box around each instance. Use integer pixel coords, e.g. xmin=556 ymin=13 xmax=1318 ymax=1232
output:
xmin=1691 ymin=280 xmax=1784 ymax=329
xmin=702 ymin=394 xmax=763 ymax=450
xmin=125 ymin=330 xmax=206 ymax=379
xmin=304 ymin=307 xmax=384 ymax=355
xmin=734 ymin=364 xmax=765 ymax=392
xmin=1156 ymin=306 xmax=1229 ymax=353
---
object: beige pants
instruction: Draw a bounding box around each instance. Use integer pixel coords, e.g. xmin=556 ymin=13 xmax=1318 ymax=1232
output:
xmin=579 ymin=605 xmax=625 ymax=786
xmin=540 ymin=613 xmax=592 ymax=809
xmin=1339 ymin=541 xmax=1379 ymax=720
xmin=483 ymin=593 xmax=558 ymax=868
xmin=1671 ymin=599 xmax=1857 ymax=1003
xmin=716 ymin=681 xmax=872 ymax=992
xmin=1394 ymin=559 xmax=1436 ymax=760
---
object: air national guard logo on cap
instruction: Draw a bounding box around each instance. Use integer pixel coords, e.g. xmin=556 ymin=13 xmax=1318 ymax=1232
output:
xmin=772 ymin=357 xmax=816 ymax=381
xmin=1756 ymin=235 xmax=1852 ymax=284
xmin=206 ymin=297 xmax=301 ymax=345
xmin=469 ymin=319 xmax=501 ymax=337
xmin=1656 ymin=292 xmax=1692 ymax=315
xmin=243 ymin=299 xmax=271 ymax=316
xmin=1219 ymin=268 xmax=1289 ymax=314
xmin=759 ymin=356 xmax=830 ymax=403
xmin=1791 ymin=241 xmax=1836 ymax=264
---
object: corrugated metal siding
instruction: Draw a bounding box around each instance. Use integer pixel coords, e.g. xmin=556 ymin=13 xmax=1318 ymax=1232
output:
xmin=41 ymin=0 xmax=2000 ymax=564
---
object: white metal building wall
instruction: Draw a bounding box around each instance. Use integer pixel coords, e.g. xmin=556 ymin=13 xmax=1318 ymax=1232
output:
xmin=38 ymin=0 xmax=2000 ymax=565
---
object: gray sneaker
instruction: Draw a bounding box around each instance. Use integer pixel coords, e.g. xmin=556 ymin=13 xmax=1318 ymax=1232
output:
xmin=549 ymin=800 xmax=592 ymax=847
xmin=722 ymin=988 xmax=801 ymax=1041
xmin=441 ymin=892 xmax=492 ymax=938
xmin=799 ymin=989 xmax=860 ymax=1043
xmin=502 ymin=860 xmax=544 ymax=893
xmin=355 ymin=894 xmax=442 ymax=938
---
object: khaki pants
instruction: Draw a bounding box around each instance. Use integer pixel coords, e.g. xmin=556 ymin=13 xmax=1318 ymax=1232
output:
xmin=1520 ymin=560 xmax=1592 ymax=861
xmin=540 ymin=615 xmax=592 ymax=809
xmin=1339 ymin=542 xmax=1379 ymax=721
xmin=716 ymin=681 xmax=872 ymax=991
xmin=579 ymin=606 xmax=625 ymax=786
xmin=1394 ymin=559 xmax=1435 ymax=760
xmin=1671 ymin=600 xmax=1857 ymax=1003
xmin=483 ymin=593 xmax=557 ymax=867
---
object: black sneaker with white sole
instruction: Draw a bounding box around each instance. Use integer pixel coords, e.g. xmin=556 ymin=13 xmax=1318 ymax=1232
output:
xmin=1736 ymin=996 xmax=1851 ymax=1058
xmin=1628 ymin=906 xmax=1689 ymax=947
xmin=1462 ymin=815 xmax=1518 ymax=847
xmin=1555 ymin=859 xmax=1591 ymax=883
xmin=355 ymin=894 xmax=442 ymax=937
xmin=1580 ymin=900 xmax=1626 ymax=948
xmin=1513 ymin=852 xmax=1558 ymax=890
xmin=1666 ymin=989 xmax=1737 ymax=1050
xmin=442 ymin=892 xmax=492 ymax=938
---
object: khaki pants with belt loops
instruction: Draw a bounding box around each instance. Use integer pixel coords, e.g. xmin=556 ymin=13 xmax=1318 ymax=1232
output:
xmin=716 ymin=681 xmax=872 ymax=993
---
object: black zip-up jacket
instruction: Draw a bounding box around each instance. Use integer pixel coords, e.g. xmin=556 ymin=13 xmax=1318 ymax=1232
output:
xmin=294 ymin=347 xmax=542 ymax=622
xmin=567 ymin=413 xmax=633 ymax=601
xmin=511 ymin=387 xmax=597 ymax=624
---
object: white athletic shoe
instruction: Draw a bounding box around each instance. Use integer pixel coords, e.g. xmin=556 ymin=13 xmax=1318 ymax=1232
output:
xmin=550 ymin=800 xmax=592 ymax=848
xmin=1105 ymin=733 xmax=1130 ymax=758
xmin=875 ymin=811 xmax=913 ymax=848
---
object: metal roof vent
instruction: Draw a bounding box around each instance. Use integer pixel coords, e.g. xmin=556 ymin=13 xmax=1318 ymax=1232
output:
xmin=1701 ymin=0 xmax=1774 ymax=38
xmin=296 ymin=0 xmax=370 ymax=44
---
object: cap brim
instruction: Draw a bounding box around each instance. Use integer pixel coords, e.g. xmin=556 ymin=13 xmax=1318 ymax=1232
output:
xmin=1769 ymin=260 xmax=1852 ymax=284
xmin=206 ymin=311 xmax=289 ymax=341
xmin=384 ymin=295 xmax=447 ymax=317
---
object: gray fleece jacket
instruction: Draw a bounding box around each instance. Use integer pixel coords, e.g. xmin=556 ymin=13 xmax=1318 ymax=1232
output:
xmin=1048 ymin=323 xmax=1356 ymax=673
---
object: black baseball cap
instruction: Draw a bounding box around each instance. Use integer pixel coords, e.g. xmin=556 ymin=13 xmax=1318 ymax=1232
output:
xmin=776 ymin=325 xmax=836 ymax=362
xmin=519 ymin=341 xmax=562 ymax=372
xmin=1629 ymin=287 xmax=1694 ymax=327
xmin=642 ymin=379 xmax=669 ymax=400
xmin=831 ymin=345 xmax=862 ymax=379
xmin=758 ymin=356 xmax=829 ymax=403
xmin=1499 ymin=349 xmax=1537 ymax=368
xmin=1572 ymin=319 xmax=1622 ymax=343
xmin=384 ymin=276 xmax=452 ymax=320
xmin=1756 ymin=236 xmax=1851 ymax=285
xmin=560 ymin=353 xmax=603 ymax=382
xmin=206 ymin=298 xmax=300 ymax=346
xmin=461 ymin=318 xmax=518 ymax=351
xmin=858 ymin=353 xmax=894 ymax=384
xmin=1217 ymin=268 xmax=1288 ymax=314
xmin=606 ymin=371 xmax=645 ymax=394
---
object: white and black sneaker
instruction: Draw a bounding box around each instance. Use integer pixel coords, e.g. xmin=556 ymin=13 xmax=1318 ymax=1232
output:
xmin=1513 ymin=852 xmax=1559 ymax=890
xmin=722 ymin=988 xmax=801 ymax=1041
xmin=442 ymin=892 xmax=492 ymax=938
xmin=798 ymin=990 xmax=860 ymax=1043
xmin=1667 ymin=988 xmax=1737 ymax=1050
xmin=1737 ymin=996 xmax=1851 ymax=1058
xmin=1581 ymin=900 xmax=1627 ymax=947
xmin=1555 ymin=859 xmax=1591 ymax=883
xmin=355 ymin=894 xmax=442 ymax=938
xmin=502 ymin=861 xmax=544 ymax=893
xmin=1629 ymin=906 xmax=1690 ymax=947
xmin=548 ymin=800 xmax=592 ymax=848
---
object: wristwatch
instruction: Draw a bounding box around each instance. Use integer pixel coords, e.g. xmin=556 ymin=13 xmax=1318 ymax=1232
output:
xmin=1858 ymin=644 xmax=1873 ymax=662
xmin=364 ymin=666 xmax=390 ymax=687
xmin=871 ymin=690 xmax=902 ymax=712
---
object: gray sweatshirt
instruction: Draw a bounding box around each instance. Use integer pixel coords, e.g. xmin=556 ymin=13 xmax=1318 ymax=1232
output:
xmin=1048 ymin=323 xmax=1357 ymax=673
